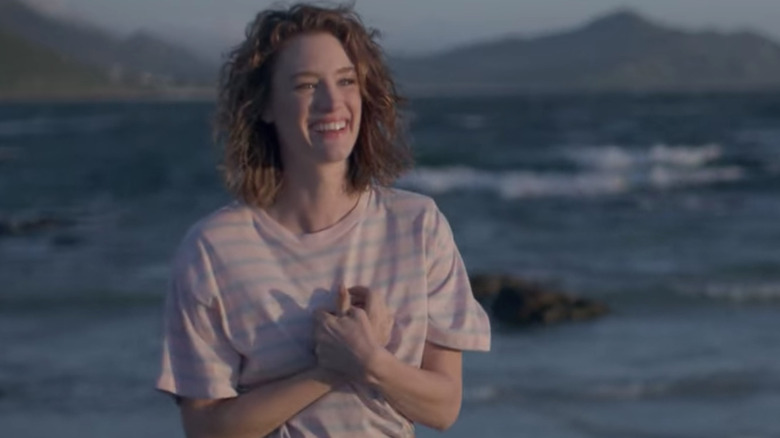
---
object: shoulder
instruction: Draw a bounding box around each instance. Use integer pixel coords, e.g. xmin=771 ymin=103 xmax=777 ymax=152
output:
xmin=370 ymin=187 xmax=453 ymax=242
xmin=371 ymin=187 xmax=440 ymax=218
xmin=181 ymin=202 xmax=255 ymax=245
xmin=174 ymin=202 xmax=255 ymax=264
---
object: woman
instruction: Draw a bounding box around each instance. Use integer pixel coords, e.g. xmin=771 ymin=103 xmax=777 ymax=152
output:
xmin=156 ymin=4 xmax=490 ymax=437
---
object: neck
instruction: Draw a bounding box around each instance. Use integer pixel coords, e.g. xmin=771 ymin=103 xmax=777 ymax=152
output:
xmin=267 ymin=161 xmax=361 ymax=234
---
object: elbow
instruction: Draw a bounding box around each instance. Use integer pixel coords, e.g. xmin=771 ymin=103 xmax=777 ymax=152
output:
xmin=427 ymin=411 xmax=459 ymax=431
xmin=424 ymin=397 xmax=462 ymax=431
xmin=181 ymin=399 xmax=233 ymax=438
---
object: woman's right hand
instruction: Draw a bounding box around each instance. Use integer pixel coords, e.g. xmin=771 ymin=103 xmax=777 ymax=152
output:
xmin=344 ymin=284 xmax=393 ymax=347
xmin=312 ymin=284 xmax=394 ymax=379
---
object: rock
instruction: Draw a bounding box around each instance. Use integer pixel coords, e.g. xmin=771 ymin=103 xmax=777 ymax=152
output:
xmin=470 ymin=273 xmax=609 ymax=327
xmin=50 ymin=233 xmax=85 ymax=247
xmin=0 ymin=216 xmax=75 ymax=237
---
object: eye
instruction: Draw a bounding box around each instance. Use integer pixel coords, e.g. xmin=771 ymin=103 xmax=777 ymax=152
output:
xmin=338 ymin=77 xmax=357 ymax=86
xmin=294 ymin=82 xmax=317 ymax=91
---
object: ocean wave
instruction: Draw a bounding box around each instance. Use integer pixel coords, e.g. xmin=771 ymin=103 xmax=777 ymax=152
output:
xmin=587 ymin=370 xmax=771 ymax=401
xmin=397 ymin=164 xmax=745 ymax=199
xmin=462 ymin=384 xmax=500 ymax=403
xmin=564 ymin=143 xmax=723 ymax=170
xmin=447 ymin=113 xmax=487 ymax=130
xmin=461 ymin=370 xmax=772 ymax=407
xmin=679 ymin=282 xmax=780 ymax=303
xmin=0 ymin=115 xmax=123 ymax=137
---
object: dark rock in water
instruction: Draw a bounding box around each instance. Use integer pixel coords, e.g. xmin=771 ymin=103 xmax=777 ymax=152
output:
xmin=51 ymin=233 xmax=84 ymax=247
xmin=0 ymin=216 xmax=75 ymax=237
xmin=469 ymin=273 xmax=508 ymax=304
xmin=470 ymin=274 xmax=609 ymax=327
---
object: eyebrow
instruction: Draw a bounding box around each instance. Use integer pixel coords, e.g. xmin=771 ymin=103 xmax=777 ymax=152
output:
xmin=290 ymin=66 xmax=356 ymax=80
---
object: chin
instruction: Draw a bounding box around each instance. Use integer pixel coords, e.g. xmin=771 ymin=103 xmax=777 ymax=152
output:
xmin=316 ymin=140 xmax=357 ymax=163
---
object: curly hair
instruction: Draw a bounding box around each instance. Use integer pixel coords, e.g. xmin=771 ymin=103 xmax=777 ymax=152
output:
xmin=215 ymin=3 xmax=413 ymax=208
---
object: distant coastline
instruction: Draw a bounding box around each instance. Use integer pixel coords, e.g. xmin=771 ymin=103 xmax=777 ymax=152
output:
xmin=0 ymin=86 xmax=217 ymax=103
xmin=6 ymin=85 xmax=780 ymax=103
xmin=5 ymin=0 xmax=780 ymax=101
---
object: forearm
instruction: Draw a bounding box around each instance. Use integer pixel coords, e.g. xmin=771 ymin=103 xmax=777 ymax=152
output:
xmin=182 ymin=367 xmax=338 ymax=438
xmin=365 ymin=349 xmax=461 ymax=431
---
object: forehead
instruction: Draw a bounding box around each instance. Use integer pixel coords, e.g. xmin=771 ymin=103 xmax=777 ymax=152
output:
xmin=273 ymin=32 xmax=354 ymax=75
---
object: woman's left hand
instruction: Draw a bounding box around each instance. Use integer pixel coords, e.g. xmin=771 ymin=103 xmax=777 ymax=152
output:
xmin=313 ymin=284 xmax=393 ymax=380
xmin=314 ymin=305 xmax=381 ymax=380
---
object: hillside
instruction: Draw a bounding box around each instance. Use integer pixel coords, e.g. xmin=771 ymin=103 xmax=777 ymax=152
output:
xmin=392 ymin=10 xmax=780 ymax=94
xmin=0 ymin=0 xmax=217 ymax=91
xmin=0 ymin=29 xmax=110 ymax=96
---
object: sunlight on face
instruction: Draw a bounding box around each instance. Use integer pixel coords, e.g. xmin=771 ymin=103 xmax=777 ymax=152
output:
xmin=265 ymin=32 xmax=363 ymax=171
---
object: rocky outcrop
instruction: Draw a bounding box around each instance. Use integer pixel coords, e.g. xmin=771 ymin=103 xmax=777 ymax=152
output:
xmin=470 ymin=274 xmax=609 ymax=327
xmin=0 ymin=216 xmax=74 ymax=237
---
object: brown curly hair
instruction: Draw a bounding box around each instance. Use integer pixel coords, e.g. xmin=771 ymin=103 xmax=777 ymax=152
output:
xmin=215 ymin=3 xmax=412 ymax=208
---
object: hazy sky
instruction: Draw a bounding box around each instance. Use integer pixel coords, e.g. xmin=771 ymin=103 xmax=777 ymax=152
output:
xmin=24 ymin=0 xmax=780 ymax=56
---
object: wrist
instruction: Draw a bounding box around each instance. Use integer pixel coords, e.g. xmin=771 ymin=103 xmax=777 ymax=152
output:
xmin=310 ymin=366 xmax=344 ymax=387
xmin=363 ymin=347 xmax=392 ymax=387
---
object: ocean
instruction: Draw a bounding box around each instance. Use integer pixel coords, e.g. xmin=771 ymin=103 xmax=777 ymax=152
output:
xmin=1 ymin=94 xmax=779 ymax=437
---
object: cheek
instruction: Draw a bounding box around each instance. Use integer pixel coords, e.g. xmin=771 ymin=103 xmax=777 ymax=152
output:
xmin=351 ymin=95 xmax=363 ymax=126
xmin=276 ymin=99 xmax=309 ymax=133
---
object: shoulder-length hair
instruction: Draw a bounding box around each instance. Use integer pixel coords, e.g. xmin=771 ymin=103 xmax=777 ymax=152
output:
xmin=215 ymin=3 xmax=412 ymax=207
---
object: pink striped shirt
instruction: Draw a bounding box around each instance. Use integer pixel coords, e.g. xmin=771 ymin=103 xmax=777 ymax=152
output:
xmin=156 ymin=187 xmax=491 ymax=437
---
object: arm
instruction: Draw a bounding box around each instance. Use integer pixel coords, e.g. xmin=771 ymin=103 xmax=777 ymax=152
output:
xmin=365 ymin=342 xmax=462 ymax=431
xmin=179 ymin=286 xmax=356 ymax=438
xmin=179 ymin=367 xmax=340 ymax=438
xmin=314 ymin=304 xmax=463 ymax=431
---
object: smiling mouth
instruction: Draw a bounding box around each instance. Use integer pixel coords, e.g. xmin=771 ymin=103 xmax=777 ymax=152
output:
xmin=311 ymin=120 xmax=348 ymax=133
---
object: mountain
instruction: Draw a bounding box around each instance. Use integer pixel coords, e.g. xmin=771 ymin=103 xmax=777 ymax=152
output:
xmin=0 ymin=0 xmax=217 ymax=91
xmin=0 ymin=29 xmax=110 ymax=96
xmin=392 ymin=9 xmax=780 ymax=94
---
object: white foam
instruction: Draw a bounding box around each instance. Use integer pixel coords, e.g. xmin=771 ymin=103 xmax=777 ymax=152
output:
xmin=566 ymin=143 xmax=723 ymax=170
xmin=462 ymin=384 xmax=499 ymax=402
xmin=683 ymin=283 xmax=780 ymax=303
xmin=398 ymin=164 xmax=745 ymax=199
xmin=649 ymin=165 xmax=744 ymax=189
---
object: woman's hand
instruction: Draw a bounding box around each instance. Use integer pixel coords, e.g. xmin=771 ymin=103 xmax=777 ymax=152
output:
xmin=346 ymin=285 xmax=393 ymax=347
xmin=313 ymin=285 xmax=393 ymax=380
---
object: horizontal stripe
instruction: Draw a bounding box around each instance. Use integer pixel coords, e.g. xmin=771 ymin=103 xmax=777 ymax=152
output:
xmin=190 ymin=223 xmax=432 ymax=273
xmin=224 ymin=268 xmax=427 ymax=317
xmin=202 ymin=241 xmax=428 ymax=291
xmin=158 ymin=190 xmax=489 ymax=437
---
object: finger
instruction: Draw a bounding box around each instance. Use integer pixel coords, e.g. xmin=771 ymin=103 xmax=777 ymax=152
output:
xmin=337 ymin=283 xmax=350 ymax=316
xmin=351 ymin=307 xmax=369 ymax=323
xmin=348 ymin=286 xmax=368 ymax=308
xmin=313 ymin=309 xmax=330 ymax=323
xmin=363 ymin=287 xmax=386 ymax=318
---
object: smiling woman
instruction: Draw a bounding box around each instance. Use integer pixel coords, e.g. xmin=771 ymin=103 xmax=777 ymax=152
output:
xmin=262 ymin=34 xmax=363 ymax=171
xmin=154 ymin=3 xmax=491 ymax=438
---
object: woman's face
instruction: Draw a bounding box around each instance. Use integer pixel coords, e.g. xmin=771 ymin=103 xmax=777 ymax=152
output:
xmin=264 ymin=32 xmax=362 ymax=171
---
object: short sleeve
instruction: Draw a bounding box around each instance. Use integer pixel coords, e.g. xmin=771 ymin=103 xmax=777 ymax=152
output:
xmin=155 ymin=237 xmax=242 ymax=400
xmin=424 ymin=206 xmax=491 ymax=351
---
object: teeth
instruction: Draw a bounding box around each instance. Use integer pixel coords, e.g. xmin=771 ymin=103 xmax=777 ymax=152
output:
xmin=312 ymin=121 xmax=347 ymax=132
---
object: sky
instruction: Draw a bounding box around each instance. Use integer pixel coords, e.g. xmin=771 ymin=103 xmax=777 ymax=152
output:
xmin=23 ymin=0 xmax=780 ymax=58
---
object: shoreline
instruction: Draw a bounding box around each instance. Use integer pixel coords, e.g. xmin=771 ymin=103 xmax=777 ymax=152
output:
xmin=5 ymin=86 xmax=780 ymax=104
xmin=0 ymin=86 xmax=217 ymax=103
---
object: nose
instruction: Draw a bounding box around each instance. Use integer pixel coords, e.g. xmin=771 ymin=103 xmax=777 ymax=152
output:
xmin=313 ymin=81 xmax=339 ymax=113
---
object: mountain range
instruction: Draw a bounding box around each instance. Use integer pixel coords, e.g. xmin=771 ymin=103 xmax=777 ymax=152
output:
xmin=392 ymin=10 xmax=780 ymax=94
xmin=0 ymin=0 xmax=217 ymax=97
xmin=2 ymin=0 xmax=780 ymax=98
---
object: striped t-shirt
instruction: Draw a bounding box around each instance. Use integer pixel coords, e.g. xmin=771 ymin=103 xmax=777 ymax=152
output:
xmin=156 ymin=187 xmax=491 ymax=437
